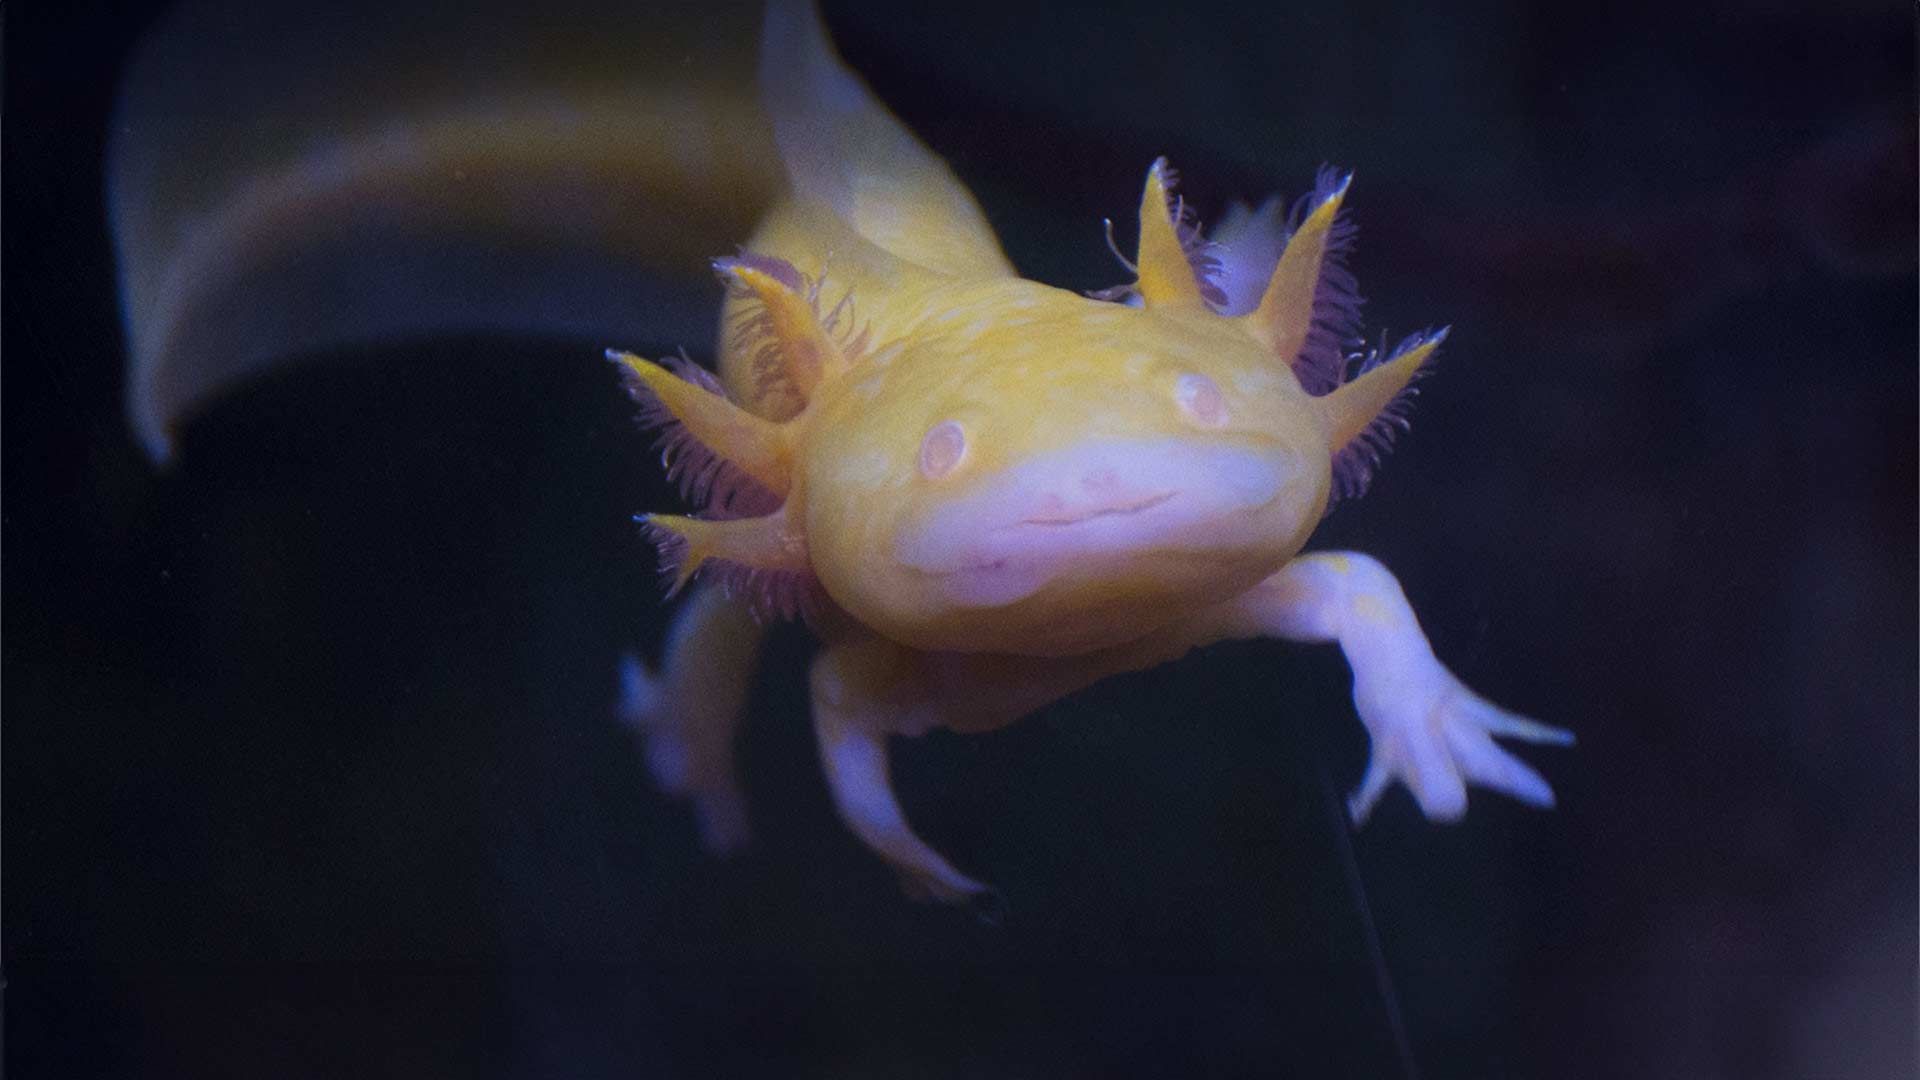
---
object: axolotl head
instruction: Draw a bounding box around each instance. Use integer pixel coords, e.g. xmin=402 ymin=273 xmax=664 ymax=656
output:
xmin=801 ymin=284 xmax=1337 ymax=656
xmin=796 ymin=165 xmax=1441 ymax=655
xmin=617 ymin=162 xmax=1440 ymax=656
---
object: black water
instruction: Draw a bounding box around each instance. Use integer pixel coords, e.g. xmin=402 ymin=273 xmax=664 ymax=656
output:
xmin=7 ymin=1 xmax=1915 ymax=1076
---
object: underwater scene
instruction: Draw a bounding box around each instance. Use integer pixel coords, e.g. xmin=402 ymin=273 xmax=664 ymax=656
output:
xmin=6 ymin=0 xmax=1915 ymax=1076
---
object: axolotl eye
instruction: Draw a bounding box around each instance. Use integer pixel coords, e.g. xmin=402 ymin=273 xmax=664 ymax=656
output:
xmin=918 ymin=420 xmax=968 ymax=479
xmin=1175 ymin=372 xmax=1228 ymax=427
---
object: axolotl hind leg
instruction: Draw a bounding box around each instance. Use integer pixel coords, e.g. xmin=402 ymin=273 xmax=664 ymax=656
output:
xmin=621 ymin=582 xmax=766 ymax=853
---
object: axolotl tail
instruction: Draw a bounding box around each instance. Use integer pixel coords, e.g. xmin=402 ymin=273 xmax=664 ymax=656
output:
xmin=112 ymin=0 xmax=786 ymax=461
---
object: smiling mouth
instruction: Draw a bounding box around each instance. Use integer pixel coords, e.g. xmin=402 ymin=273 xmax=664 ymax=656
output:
xmin=934 ymin=487 xmax=1257 ymax=592
xmin=892 ymin=438 xmax=1292 ymax=606
xmin=1016 ymin=491 xmax=1175 ymax=528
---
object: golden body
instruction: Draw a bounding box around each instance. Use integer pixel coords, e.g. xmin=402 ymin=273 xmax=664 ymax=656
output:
xmin=611 ymin=3 xmax=1567 ymax=901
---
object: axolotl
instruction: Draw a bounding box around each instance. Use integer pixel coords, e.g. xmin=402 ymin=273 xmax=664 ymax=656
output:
xmin=612 ymin=2 xmax=1573 ymax=905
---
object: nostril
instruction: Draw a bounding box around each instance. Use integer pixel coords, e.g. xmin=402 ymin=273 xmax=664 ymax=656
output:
xmin=919 ymin=420 xmax=968 ymax=479
xmin=1176 ymin=373 xmax=1227 ymax=426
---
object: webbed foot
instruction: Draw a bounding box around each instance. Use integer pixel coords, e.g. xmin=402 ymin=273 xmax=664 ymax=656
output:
xmin=1348 ymin=658 xmax=1574 ymax=825
xmin=1227 ymin=551 xmax=1575 ymax=827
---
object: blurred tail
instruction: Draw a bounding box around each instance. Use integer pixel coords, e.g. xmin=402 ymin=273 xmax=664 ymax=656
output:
xmin=112 ymin=0 xmax=782 ymax=460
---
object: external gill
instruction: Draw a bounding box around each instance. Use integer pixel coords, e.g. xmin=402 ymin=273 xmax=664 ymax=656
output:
xmin=611 ymin=349 xmax=792 ymax=502
xmin=1120 ymin=159 xmax=1434 ymax=506
xmin=1241 ymin=167 xmax=1362 ymax=397
xmin=716 ymin=252 xmax=868 ymax=417
xmin=1096 ymin=157 xmax=1227 ymax=309
xmin=1219 ymin=167 xmax=1432 ymax=503
xmin=640 ymin=508 xmax=816 ymax=621
xmin=1134 ymin=158 xmax=1223 ymax=311
xmin=616 ymin=248 xmax=862 ymax=622
xmin=1317 ymin=329 xmax=1444 ymax=502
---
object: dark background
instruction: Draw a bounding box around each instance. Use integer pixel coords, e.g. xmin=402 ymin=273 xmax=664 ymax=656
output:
xmin=7 ymin=1 xmax=1915 ymax=1077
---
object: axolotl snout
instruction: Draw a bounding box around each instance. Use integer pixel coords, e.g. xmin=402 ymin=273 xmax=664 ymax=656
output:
xmin=615 ymin=2 xmax=1571 ymax=903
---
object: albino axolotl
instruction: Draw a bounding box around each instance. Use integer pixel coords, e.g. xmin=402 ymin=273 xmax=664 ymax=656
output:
xmin=108 ymin=0 xmax=1570 ymax=907
xmin=612 ymin=1 xmax=1573 ymax=905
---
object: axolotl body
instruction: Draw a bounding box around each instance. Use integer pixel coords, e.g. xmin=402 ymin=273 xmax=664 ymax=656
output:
xmin=613 ymin=3 xmax=1572 ymax=905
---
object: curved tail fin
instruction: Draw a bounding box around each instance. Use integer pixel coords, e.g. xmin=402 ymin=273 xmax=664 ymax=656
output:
xmin=113 ymin=0 xmax=1016 ymax=462
xmin=113 ymin=0 xmax=781 ymax=461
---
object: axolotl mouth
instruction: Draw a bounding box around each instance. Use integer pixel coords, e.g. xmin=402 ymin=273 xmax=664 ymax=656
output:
xmin=893 ymin=437 xmax=1292 ymax=607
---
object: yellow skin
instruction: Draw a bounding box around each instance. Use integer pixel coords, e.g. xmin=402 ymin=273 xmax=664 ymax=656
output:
xmin=615 ymin=2 xmax=1574 ymax=903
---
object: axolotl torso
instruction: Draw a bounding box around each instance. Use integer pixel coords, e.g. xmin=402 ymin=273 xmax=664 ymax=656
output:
xmin=616 ymin=2 xmax=1571 ymax=903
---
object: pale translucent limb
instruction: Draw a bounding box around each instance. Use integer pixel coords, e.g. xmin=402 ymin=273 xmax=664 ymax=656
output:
xmin=1221 ymin=552 xmax=1573 ymax=824
xmin=807 ymin=635 xmax=994 ymax=906
xmin=620 ymin=583 xmax=766 ymax=853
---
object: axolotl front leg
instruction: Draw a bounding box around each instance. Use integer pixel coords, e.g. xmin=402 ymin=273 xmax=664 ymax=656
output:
xmin=1218 ymin=553 xmax=1574 ymax=823
xmin=811 ymin=552 xmax=1573 ymax=903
